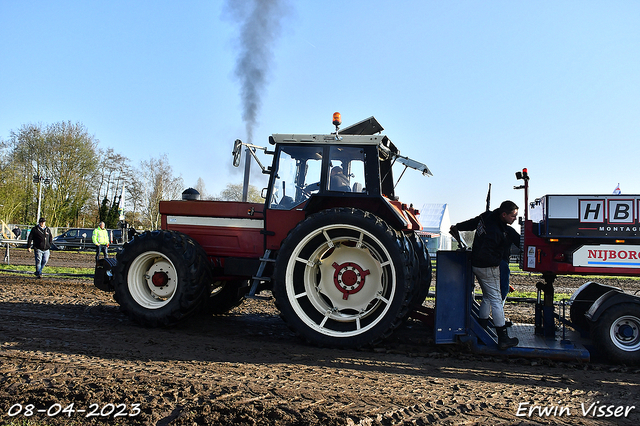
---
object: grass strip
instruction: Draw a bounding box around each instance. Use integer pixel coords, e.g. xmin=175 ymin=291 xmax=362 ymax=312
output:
xmin=0 ymin=263 xmax=93 ymax=275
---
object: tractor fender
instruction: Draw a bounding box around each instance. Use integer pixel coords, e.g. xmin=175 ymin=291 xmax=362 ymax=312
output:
xmin=586 ymin=290 xmax=640 ymax=323
xmin=304 ymin=195 xmax=409 ymax=230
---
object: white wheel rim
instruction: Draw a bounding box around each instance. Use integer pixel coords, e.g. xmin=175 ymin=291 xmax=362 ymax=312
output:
xmin=128 ymin=251 xmax=178 ymax=309
xmin=609 ymin=314 xmax=640 ymax=352
xmin=285 ymin=223 xmax=396 ymax=338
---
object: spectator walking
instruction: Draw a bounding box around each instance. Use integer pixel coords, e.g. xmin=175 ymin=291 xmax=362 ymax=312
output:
xmin=26 ymin=218 xmax=52 ymax=279
xmin=92 ymin=221 xmax=110 ymax=262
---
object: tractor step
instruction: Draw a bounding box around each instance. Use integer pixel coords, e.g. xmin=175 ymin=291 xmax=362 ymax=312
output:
xmin=248 ymin=249 xmax=273 ymax=300
xmin=245 ymin=293 xmax=272 ymax=301
xmin=252 ymin=276 xmax=271 ymax=282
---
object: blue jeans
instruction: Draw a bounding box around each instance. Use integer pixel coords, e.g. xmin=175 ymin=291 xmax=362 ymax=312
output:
xmin=500 ymin=260 xmax=510 ymax=303
xmin=34 ymin=249 xmax=50 ymax=276
xmin=95 ymin=245 xmax=108 ymax=261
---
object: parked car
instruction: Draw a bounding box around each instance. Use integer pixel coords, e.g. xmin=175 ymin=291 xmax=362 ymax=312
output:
xmin=110 ymin=229 xmax=123 ymax=244
xmin=52 ymin=228 xmax=93 ymax=251
xmin=52 ymin=228 xmax=123 ymax=251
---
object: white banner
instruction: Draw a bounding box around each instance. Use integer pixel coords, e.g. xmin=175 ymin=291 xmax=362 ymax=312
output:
xmin=573 ymin=244 xmax=640 ymax=269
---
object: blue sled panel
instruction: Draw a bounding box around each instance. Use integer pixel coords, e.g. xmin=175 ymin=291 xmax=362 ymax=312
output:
xmin=434 ymin=250 xmax=590 ymax=362
xmin=468 ymin=324 xmax=591 ymax=362
xmin=435 ymin=251 xmax=473 ymax=344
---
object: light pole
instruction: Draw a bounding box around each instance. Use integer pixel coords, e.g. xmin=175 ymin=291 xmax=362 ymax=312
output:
xmin=33 ymin=175 xmax=51 ymax=222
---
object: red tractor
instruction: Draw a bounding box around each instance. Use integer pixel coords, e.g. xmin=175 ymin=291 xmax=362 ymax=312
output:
xmin=95 ymin=115 xmax=433 ymax=348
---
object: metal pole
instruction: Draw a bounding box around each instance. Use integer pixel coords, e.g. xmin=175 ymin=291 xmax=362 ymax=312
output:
xmin=524 ymin=175 xmax=529 ymax=222
xmin=242 ymin=148 xmax=251 ymax=202
xmin=36 ymin=177 xmax=43 ymax=221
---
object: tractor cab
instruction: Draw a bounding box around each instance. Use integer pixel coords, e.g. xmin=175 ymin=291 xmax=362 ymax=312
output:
xmin=233 ymin=114 xmax=432 ymax=236
xmin=267 ymin=136 xmax=377 ymax=210
xmin=266 ymin=115 xmax=432 ymax=210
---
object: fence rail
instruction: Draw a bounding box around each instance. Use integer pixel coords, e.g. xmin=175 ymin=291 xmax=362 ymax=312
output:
xmin=2 ymin=239 xmax=122 ymax=265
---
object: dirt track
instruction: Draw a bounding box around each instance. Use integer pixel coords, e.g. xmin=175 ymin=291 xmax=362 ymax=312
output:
xmin=1 ymin=249 xmax=639 ymax=425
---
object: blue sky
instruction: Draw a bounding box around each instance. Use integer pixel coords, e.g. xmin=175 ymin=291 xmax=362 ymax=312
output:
xmin=2 ymin=1 xmax=639 ymax=225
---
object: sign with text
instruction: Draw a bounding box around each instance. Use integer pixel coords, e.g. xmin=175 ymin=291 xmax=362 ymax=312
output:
xmin=573 ymin=244 xmax=640 ymax=269
xmin=538 ymin=195 xmax=640 ymax=238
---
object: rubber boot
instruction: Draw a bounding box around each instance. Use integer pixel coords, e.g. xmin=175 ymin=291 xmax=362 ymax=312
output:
xmin=487 ymin=319 xmax=512 ymax=328
xmin=496 ymin=326 xmax=519 ymax=350
xmin=478 ymin=318 xmax=489 ymax=329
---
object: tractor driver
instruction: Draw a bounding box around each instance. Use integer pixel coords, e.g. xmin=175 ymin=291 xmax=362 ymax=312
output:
xmin=330 ymin=166 xmax=351 ymax=192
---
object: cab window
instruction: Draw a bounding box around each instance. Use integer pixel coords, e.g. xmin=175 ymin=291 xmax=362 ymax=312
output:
xmin=328 ymin=146 xmax=366 ymax=193
xmin=270 ymin=145 xmax=323 ymax=210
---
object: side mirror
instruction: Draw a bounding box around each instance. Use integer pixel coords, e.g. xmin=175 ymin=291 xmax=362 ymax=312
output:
xmin=232 ymin=139 xmax=242 ymax=167
xmin=261 ymin=188 xmax=268 ymax=199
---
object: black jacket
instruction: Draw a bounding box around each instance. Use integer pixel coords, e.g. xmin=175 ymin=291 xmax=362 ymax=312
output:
xmin=27 ymin=225 xmax=53 ymax=251
xmin=455 ymin=209 xmax=510 ymax=268
xmin=503 ymin=226 xmax=521 ymax=262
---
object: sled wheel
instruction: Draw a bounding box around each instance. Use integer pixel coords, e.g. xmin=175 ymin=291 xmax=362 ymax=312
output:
xmin=274 ymin=208 xmax=412 ymax=348
xmin=113 ymin=230 xmax=212 ymax=327
xmin=591 ymin=303 xmax=640 ymax=365
xmin=202 ymin=280 xmax=248 ymax=315
xmin=407 ymin=232 xmax=432 ymax=308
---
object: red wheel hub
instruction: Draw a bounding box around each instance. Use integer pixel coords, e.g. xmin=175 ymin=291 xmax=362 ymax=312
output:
xmin=151 ymin=271 xmax=169 ymax=287
xmin=332 ymin=262 xmax=370 ymax=300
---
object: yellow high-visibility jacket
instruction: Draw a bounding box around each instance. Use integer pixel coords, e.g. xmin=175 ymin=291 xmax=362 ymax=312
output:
xmin=92 ymin=227 xmax=110 ymax=246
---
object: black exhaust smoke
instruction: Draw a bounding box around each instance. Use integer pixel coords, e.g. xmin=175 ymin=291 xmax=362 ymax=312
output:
xmin=226 ymin=0 xmax=287 ymax=201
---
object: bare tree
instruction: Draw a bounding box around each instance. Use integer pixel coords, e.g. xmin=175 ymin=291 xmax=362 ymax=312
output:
xmin=7 ymin=122 xmax=98 ymax=226
xmin=218 ymin=183 xmax=263 ymax=203
xmin=194 ymin=177 xmax=210 ymax=200
xmin=123 ymin=173 xmax=145 ymax=230
xmin=93 ymin=148 xmax=137 ymax=228
xmin=45 ymin=122 xmax=99 ymax=227
xmin=0 ymin=138 xmax=26 ymax=224
xmin=139 ymin=154 xmax=184 ymax=230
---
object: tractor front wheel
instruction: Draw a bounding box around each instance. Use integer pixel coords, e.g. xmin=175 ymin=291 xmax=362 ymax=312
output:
xmin=274 ymin=208 xmax=412 ymax=348
xmin=113 ymin=230 xmax=212 ymax=327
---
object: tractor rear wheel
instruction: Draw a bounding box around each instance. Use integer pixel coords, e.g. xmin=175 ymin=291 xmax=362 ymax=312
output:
xmin=407 ymin=232 xmax=432 ymax=308
xmin=113 ymin=230 xmax=212 ymax=327
xmin=591 ymin=303 xmax=640 ymax=365
xmin=273 ymin=208 xmax=412 ymax=348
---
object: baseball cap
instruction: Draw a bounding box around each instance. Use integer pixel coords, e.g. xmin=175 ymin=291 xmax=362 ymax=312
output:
xmin=38 ymin=218 xmax=46 ymax=223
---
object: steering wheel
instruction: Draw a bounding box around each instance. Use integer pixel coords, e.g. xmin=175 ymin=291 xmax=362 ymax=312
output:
xmin=301 ymin=181 xmax=320 ymax=196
